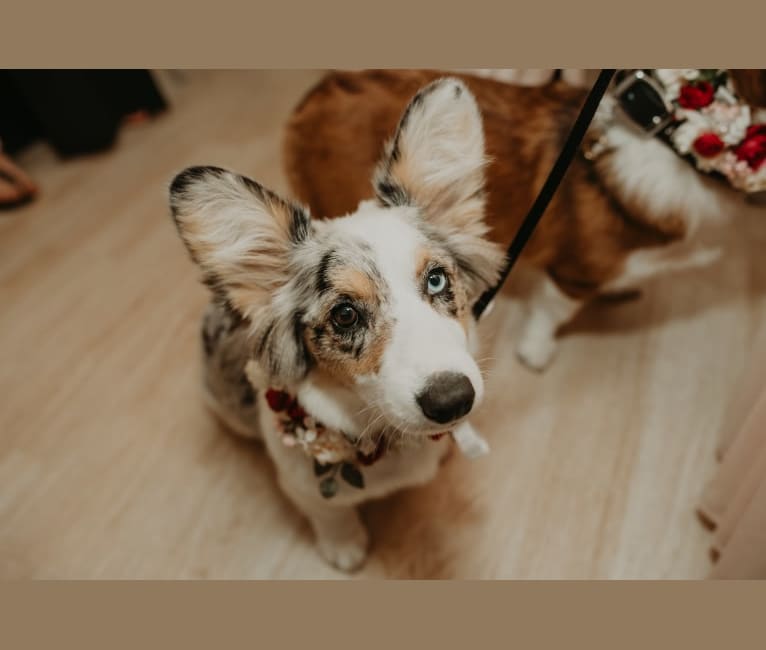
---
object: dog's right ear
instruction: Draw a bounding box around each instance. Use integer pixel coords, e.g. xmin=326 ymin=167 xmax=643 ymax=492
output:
xmin=169 ymin=166 xmax=312 ymax=320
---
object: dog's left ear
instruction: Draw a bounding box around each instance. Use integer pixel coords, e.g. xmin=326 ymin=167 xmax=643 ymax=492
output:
xmin=373 ymin=78 xmax=504 ymax=297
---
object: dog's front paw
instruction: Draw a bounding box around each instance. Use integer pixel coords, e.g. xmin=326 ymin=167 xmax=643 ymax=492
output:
xmin=316 ymin=524 xmax=370 ymax=572
xmin=516 ymin=332 xmax=557 ymax=371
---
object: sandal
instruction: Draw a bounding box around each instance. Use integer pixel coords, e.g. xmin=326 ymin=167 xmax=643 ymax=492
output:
xmin=0 ymin=149 xmax=38 ymax=211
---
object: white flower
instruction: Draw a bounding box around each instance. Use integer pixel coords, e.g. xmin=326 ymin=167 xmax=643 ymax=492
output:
xmin=717 ymin=152 xmax=757 ymax=191
xmin=656 ymin=69 xmax=687 ymax=86
xmin=656 ymin=69 xmax=688 ymax=101
xmin=695 ymin=152 xmax=724 ymax=172
xmin=715 ymin=84 xmax=737 ymax=106
xmin=703 ymin=102 xmax=751 ymax=145
xmin=682 ymin=69 xmax=700 ymax=80
xmin=281 ymin=434 xmax=297 ymax=448
xmin=315 ymin=449 xmax=342 ymax=464
xmin=671 ymin=110 xmax=710 ymax=154
xmin=744 ymin=163 xmax=766 ymax=193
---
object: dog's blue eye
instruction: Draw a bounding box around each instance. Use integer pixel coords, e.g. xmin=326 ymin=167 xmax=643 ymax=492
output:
xmin=426 ymin=269 xmax=448 ymax=295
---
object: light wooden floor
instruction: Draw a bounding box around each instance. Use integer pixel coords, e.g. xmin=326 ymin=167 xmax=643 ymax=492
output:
xmin=2 ymin=70 xmax=765 ymax=579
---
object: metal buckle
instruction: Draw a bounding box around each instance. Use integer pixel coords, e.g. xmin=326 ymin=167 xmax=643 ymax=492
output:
xmin=613 ymin=70 xmax=675 ymax=136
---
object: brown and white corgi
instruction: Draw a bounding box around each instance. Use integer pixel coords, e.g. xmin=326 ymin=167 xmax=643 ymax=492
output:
xmin=170 ymin=79 xmax=503 ymax=571
xmin=283 ymin=69 xmax=766 ymax=370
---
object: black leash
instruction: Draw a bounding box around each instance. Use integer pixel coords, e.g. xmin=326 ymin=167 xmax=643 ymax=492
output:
xmin=472 ymin=69 xmax=616 ymax=320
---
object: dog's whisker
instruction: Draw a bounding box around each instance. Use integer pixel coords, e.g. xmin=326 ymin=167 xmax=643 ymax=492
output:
xmin=356 ymin=412 xmax=386 ymax=448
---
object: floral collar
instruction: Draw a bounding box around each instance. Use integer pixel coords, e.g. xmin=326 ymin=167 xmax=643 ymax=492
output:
xmin=264 ymin=388 xmax=449 ymax=499
xmin=595 ymin=69 xmax=766 ymax=201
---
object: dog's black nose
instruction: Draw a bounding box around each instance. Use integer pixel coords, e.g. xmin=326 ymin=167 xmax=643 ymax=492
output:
xmin=416 ymin=372 xmax=475 ymax=424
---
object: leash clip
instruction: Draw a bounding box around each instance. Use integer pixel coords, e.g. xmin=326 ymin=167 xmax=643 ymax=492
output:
xmin=613 ymin=70 xmax=675 ymax=136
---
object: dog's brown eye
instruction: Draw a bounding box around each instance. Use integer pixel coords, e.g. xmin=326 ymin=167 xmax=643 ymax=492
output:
xmin=331 ymin=303 xmax=358 ymax=328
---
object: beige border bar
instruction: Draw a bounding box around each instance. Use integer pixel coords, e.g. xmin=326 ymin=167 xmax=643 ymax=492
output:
xmin=2 ymin=0 xmax=764 ymax=67
xmin=1 ymin=2 xmax=764 ymax=647
xmin=1 ymin=582 xmax=765 ymax=649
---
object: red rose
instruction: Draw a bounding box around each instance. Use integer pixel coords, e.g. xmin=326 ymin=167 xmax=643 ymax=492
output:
xmin=735 ymin=133 xmax=766 ymax=170
xmin=287 ymin=402 xmax=307 ymax=421
xmin=265 ymin=388 xmax=291 ymax=412
xmin=678 ymin=81 xmax=715 ymax=110
xmin=693 ymin=133 xmax=725 ymax=158
xmin=745 ymin=123 xmax=766 ymax=139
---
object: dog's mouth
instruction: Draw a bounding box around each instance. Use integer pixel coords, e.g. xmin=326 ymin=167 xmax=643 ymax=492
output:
xmin=366 ymin=407 xmax=473 ymax=440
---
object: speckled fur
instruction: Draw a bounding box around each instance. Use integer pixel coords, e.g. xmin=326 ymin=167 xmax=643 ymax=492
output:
xmin=200 ymin=301 xmax=261 ymax=438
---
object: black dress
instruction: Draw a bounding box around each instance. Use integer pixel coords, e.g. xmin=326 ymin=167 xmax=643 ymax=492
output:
xmin=0 ymin=70 xmax=167 ymax=156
